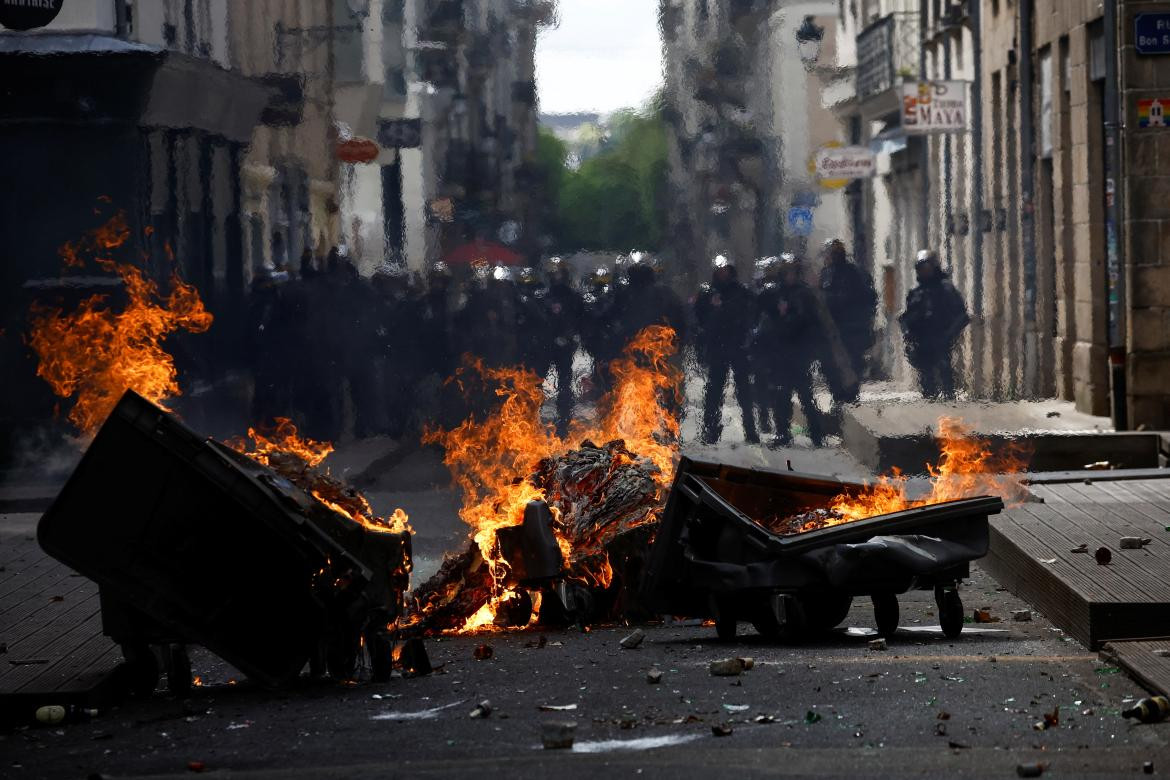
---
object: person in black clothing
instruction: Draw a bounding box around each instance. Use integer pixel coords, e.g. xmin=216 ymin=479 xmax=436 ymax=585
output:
xmin=247 ymin=263 xmax=291 ymax=423
xmin=694 ymin=254 xmax=758 ymax=444
xmin=535 ymin=257 xmax=582 ymax=436
xmin=455 ymin=265 xmax=523 ymax=369
xmin=581 ymin=266 xmax=617 ymax=398
xmin=418 ymin=261 xmax=455 ymax=379
xmin=282 ymin=250 xmax=344 ymax=441
xmin=611 ymin=254 xmax=687 ymax=349
xmin=609 ymin=253 xmax=688 ymax=417
xmin=818 ymin=238 xmax=877 ymax=404
xmin=756 ymin=254 xmax=824 ymax=447
xmin=371 ymin=263 xmax=422 ymax=437
xmin=515 ymin=266 xmax=550 ymax=373
xmin=899 ymin=249 xmax=970 ymax=399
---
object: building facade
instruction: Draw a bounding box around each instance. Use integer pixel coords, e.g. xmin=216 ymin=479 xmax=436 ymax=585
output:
xmin=836 ymin=0 xmax=1170 ymax=428
xmin=406 ymin=0 xmax=549 ymax=270
xmin=660 ymin=0 xmax=850 ymax=283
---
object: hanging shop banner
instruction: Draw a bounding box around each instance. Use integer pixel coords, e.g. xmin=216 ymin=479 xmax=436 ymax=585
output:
xmin=814 ymin=145 xmax=876 ymax=182
xmin=902 ymin=80 xmax=969 ymax=134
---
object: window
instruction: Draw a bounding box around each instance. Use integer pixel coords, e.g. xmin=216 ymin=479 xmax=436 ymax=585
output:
xmin=385 ymin=67 xmax=408 ymax=99
xmin=333 ymin=0 xmax=365 ymax=84
xmin=1060 ymin=35 xmax=1070 ymax=94
xmin=1089 ymin=20 xmax=1105 ymax=82
xmin=1038 ymin=47 xmax=1053 ymax=158
xmin=384 ymin=0 xmax=405 ymax=24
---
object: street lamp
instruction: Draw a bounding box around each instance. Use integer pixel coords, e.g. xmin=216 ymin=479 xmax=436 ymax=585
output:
xmin=795 ymin=15 xmax=825 ymax=71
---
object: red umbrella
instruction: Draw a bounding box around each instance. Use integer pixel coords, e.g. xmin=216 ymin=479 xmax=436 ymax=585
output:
xmin=443 ymin=239 xmax=524 ymax=266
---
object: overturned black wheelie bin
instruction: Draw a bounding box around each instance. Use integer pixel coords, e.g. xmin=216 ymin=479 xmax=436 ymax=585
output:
xmin=37 ymin=391 xmax=411 ymax=696
xmin=641 ymin=458 xmax=1003 ymax=640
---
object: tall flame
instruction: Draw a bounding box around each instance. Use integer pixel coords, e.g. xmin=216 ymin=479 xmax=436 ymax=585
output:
xmin=422 ymin=325 xmax=682 ymax=631
xmin=28 ymin=210 xmax=212 ymax=436
xmin=827 ymin=416 xmax=1029 ymax=523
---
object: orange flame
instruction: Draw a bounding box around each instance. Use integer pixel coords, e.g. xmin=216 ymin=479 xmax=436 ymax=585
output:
xmin=229 ymin=419 xmax=412 ymax=536
xmin=28 ymin=210 xmax=212 ymax=436
xmin=423 ymin=325 xmax=682 ymax=632
xmin=824 ymin=416 xmax=1029 ymax=526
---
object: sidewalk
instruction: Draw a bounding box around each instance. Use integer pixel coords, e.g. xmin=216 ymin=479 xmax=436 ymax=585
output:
xmin=839 ymin=384 xmax=1165 ymax=474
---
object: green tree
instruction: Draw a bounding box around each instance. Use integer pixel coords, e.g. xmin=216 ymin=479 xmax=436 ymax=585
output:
xmin=538 ymin=104 xmax=670 ymax=252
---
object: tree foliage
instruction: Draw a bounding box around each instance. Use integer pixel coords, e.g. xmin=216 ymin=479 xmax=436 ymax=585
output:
xmin=535 ymin=106 xmax=669 ymax=252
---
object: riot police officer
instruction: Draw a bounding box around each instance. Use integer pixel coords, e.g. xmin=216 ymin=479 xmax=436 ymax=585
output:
xmin=534 ymin=257 xmax=583 ymax=436
xmin=581 ymin=266 xmax=617 ymax=397
xmin=899 ymin=250 xmax=970 ymax=399
xmin=819 ymin=238 xmax=877 ymax=404
xmin=756 ymin=254 xmax=824 ymax=447
xmin=694 ymin=254 xmax=758 ymax=444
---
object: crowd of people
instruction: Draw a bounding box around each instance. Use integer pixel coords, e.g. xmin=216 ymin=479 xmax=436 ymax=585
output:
xmin=245 ymin=240 xmax=970 ymax=448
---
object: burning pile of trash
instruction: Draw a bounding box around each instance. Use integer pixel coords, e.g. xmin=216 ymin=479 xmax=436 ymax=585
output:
xmin=408 ymin=326 xmax=682 ymax=633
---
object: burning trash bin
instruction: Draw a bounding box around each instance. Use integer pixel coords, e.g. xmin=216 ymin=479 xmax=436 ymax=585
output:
xmin=37 ymin=391 xmax=411 ymax=694
xmin=642 ymin=458 xmax=1003 ymax=641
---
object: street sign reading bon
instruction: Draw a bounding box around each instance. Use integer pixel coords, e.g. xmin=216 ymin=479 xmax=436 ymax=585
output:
xmin=1136 ymin=14 xmax=1170 ymax=55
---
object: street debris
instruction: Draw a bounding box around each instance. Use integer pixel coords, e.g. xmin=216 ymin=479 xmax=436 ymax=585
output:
xmin=804 ymin=711 xmax=822 ymax=724
xmin=709 ymin=658 xmax=746 ymax=676
xmin=538 ymin=704 xmax=578 ymax=712
xmin=1145 ymin=762 xmax=1155 ymax=774
xmin=1033 ymin=706 xmax=1059 ymax=730
xmin=711 ymin=723 xmax=733 ymax=737
xmin=34 ymin=705 xmax=65 ymax=725
xmin=473 ymin=644 xmax=494 ymax=660
xmin=1095 ymin=546 xmax=1112 ymax=565
xmin=1070 ymin=544 xmax=1088 ymax=554
xmin=524 ymin=635 xmax=548 ymax=649
xmin=541 ymin=721 xmax=577 ymax=749
xmin=646 ymin=668 xmax=663 ymax=684
xmin=972 ymin=607 xmax=1000 ymax=623
xmin=371 ymin=701 xmax=465 ymax=721
xmin=1122 ymin=696 xmax=1170 ymax=723
xmin=722 ymin=704 xmax=749 ymax=712
xmin=187 ymin=760 xmax=207 ymax=773
xmin=868 ymin=638 xmax=888 ymax=651
xmin=1153 ymin=649 xmax=1170 ymax=658
xmin=1016 ymin=762 xmax=1046 ymax=778
xmin=1119 ymin=536 xmax=1152 ymax=550
xmin=469 ymin=700 xmax=492 ymax=719
xmin=754 ymin=714 xmax=776 ymax=724
xmin=1012 ymin=609 xmax=1033 ymax=622
xmin=570 ymin=734 xmax=701 ymax=753
xmin=620 ymin=628 xmax=645 ymax=649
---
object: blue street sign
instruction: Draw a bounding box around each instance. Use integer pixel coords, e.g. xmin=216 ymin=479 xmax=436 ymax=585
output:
xmin=787 ymin=207 xmax=814 ymax=237
xmin=1136 ymin=13 xmax=1170 ymax=55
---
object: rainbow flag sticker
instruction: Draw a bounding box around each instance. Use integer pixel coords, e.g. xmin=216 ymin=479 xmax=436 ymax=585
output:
xmin=1138 ymin=98 xmax=1168 ymax=128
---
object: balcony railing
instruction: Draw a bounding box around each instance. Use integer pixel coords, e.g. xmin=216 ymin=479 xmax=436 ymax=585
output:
xmin=855 ymin=11 xmax=920 ymax=101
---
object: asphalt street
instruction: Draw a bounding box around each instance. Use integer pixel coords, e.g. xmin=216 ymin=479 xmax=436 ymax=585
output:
xmin=5 ymin=384 xmax=1166 ymax=778
xmin=4 ymin=562 xmax=1166 ymax=779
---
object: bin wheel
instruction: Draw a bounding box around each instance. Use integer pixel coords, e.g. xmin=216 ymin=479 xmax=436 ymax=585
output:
xmin=165 ymin=644 xmax=193 ymax=696
xmin=367 ymin=630 xmax=394 ymax=683
xmin=752 ymin=594 xmax=824 ymax=640
xmin=802 ymin=593 xmax=852 ymax=633
xmin=872 ymin=594 xmax=899 ymax=637
xmin=713 ymin=596 xmax=738 ymax=641
xmin=935 ymin=585 xmax=964 ymax=639
xmin=116 ymin=643 xmax=159 ymax=698
xmin=326 ymin=634 xmax=361 ymax=681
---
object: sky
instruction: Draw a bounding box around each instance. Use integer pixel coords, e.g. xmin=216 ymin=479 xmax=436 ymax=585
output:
xmin=535 ymin=0 xmax=664 ymax=116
